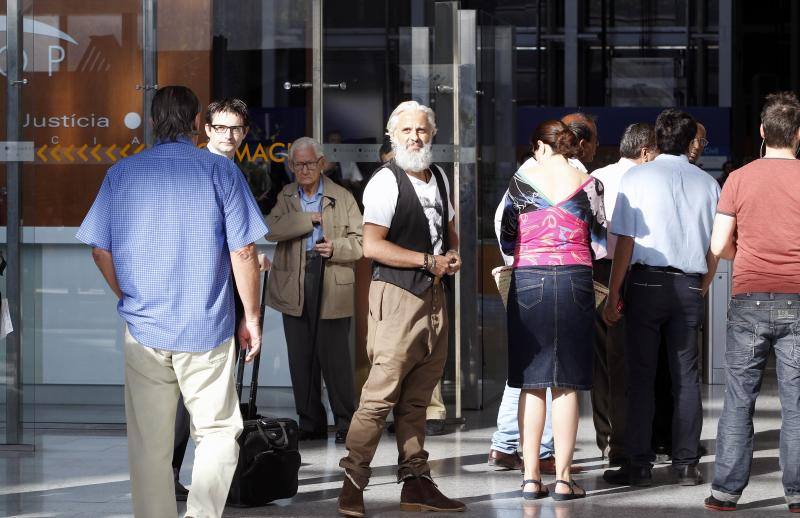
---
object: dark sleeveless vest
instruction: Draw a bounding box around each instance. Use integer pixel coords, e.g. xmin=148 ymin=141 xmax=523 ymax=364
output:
xmin=371 ymin=159 xmax=450 ymax=296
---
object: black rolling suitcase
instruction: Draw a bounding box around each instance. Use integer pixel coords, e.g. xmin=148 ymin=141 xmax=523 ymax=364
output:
xmin=227 ymin=275 xmax=301 ymax=508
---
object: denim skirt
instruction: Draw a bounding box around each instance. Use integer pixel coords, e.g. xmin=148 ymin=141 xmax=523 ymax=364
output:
xmin=507 ymin=265 xmax=594 ymax=390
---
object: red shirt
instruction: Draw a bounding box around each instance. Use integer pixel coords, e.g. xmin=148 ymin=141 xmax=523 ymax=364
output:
xmin=717 ymin=158 xmax=800 ymax=295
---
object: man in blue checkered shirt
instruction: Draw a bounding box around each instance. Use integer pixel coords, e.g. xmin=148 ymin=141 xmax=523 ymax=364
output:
xmin=77 ymin=86 xmax=268 ymax=518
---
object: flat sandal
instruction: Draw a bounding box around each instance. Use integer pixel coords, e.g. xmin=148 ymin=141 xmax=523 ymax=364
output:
xmin=551 ymin=479 xmax=585 ymax=501
xmin=521 ymin=479 xmax=549 ymax=500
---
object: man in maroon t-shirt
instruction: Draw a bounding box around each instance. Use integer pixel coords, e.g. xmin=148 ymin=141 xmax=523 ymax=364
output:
xmin=704 ymin=92 xmax=800 ymax=513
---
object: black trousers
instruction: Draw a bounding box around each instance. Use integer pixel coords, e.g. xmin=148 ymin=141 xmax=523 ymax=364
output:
xmin=591 ymin=259 xmax=627 ymax=461
xmin=283 ymin=254 xmax=355 ymax=434
xmin=173 ymin=395 xmax=191 ymax=479
xmin=624 ymin=268 xmax=704 ymax=468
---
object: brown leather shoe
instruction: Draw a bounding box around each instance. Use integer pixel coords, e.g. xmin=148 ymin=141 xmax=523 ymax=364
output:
xmin=400 ymin=476 xmax=466 ymax=513
xmin=488 ymin=449 xmax=524 ymax=471
xmin=338 ymin=476 xmax=365 ymax=517
xmin=539 ymin=456 xmax=584 ymax=475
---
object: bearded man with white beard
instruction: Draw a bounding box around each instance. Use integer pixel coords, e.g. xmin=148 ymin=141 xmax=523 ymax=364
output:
xmin=337 ymin=101 xmax=464 ymax=517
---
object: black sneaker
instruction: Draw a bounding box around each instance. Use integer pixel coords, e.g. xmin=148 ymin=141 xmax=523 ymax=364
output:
xmin=704 ymin=495 xmax=736 ymax=511
xmin=602 ymin=465 xmax=652 ymax=487
xmin=335 ymin=429 xmax=348 ymax=444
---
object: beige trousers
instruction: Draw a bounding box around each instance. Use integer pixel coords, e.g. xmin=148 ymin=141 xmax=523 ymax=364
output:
xmin=427 ymin=382 xmax=446 ymax=420
xmin=124 ymin=329 xmax=243 ymax=518
xmin=340 ymin=281 xmax=448 ymax=487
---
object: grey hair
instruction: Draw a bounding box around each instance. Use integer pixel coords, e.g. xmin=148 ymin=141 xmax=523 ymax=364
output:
xmin=288 ymin=136 xmax=324 ymax=163
xmin=386 ymin=100 xmax=437 ymax=138
xmin=619 ymin=123 xmax=655 ymax=159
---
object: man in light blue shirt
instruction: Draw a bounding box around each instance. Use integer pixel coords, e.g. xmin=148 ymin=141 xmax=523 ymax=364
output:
xmin=602 ymin=109 xmax=719 ymax=488
xmin=77 ymin=86 xmax=268 ymax=518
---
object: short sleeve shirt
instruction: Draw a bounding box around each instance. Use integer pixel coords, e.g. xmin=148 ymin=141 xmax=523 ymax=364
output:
xmin=362 ymin=165 xmax=455 ymax=254
xmin=717 ymin=158 xmax=800 ymax=294
xmin=76 ymin=137 xmax=268 ymax=352
xmin=612 ymin=154 xmax=720 ymax=274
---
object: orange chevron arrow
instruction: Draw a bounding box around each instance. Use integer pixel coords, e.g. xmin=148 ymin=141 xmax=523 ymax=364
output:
xmin=62 ymin=144 xmax=75 ymax=162
xmin=105 ymin=144 xmax=117 ymax=162
xmin=90 ymin=144 xmax=102 ymax=162
xmin=119 ymin=143 xmax=131 ymax=158
xmin=37 ymin=144 xmax=48 ymax=162
xmin=133 ymin=144 xmax=145 ymax=154
xmin=51 ymin=143 xmax=62 ymax=162
xmin=77 ymin=144 xmax=88 ymax=161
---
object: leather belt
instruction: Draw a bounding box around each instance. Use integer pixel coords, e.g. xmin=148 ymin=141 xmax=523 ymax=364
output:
xmin=631 ymin=264 xmax=700 ymax=277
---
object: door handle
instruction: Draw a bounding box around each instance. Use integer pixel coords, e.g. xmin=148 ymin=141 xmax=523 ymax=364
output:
xmin=283 ymin=82 xmax=312 ymax=90
xmin=323 ymin=81 xmax=347 ymax=90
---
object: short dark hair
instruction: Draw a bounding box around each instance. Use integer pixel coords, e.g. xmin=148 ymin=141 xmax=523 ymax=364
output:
xmin=761 ymin=91 xmax=800 ymax=148
xmin=564 ymin=113 xmax=597 ymax=141
xmin=531 ymin=120 xmax=580 ymax=158
xmin=206 ymin=97 xmax=250 ymax=127
xmin=619 ymin=123 xmax=655 ymax=159
xmin=655 ymin=109 xmax=697 ymax=155
xmin=151 ymin=86 xmax=201 ymax=142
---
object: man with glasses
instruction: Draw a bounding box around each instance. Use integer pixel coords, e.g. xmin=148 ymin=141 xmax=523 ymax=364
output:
xmin=265 ymin=137 xmax=363 ymax=444
xmin=688 ymin=122 xmax=708 ymax=164
xmin=172 ymin=98 xmax=268 ymax=500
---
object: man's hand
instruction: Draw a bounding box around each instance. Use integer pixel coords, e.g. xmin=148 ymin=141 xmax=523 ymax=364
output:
xmin=426 ymin=254 xmax=450 ymax=278
xmin=445 ymin=250 xmax=461 ymax=275
xmin=257 ymin=253 xmax=271 ymax=272
xmin=603 ymin=293 xmax=623 ymax=327
xmin=311 ymin=213 xmax=322 ymax=225
xmin=237 ymin=317 xmax=262 ymax=363
xmin=314 ymin=237 xmax=334 ymax=258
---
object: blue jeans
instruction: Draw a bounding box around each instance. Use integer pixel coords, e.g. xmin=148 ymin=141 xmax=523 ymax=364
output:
xmin=711 ymin=293 xmax=800 ymax=505
xmin=491 ymin=383 xmax=554 ymax=459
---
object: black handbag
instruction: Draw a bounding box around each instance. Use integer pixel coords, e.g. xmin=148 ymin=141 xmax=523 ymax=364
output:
xmin=227 ymin=275 xmax=301 ymax=508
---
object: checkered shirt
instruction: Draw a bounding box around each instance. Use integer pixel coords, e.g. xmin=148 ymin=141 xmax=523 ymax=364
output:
xmin=76 ymin=137 xmax=268 ymax=352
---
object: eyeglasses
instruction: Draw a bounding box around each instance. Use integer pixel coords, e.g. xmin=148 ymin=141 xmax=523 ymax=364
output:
xmin=210 ymin=124 xmax=246 ymax=135
xmin=292 ymin=157 xmax=323 ymax=171
xmin=695 ymin=137 xmax=709 ymax=147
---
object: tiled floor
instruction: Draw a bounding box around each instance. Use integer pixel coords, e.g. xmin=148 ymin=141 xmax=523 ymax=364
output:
xmin=0 ymin=380 xmax=792 ymax=517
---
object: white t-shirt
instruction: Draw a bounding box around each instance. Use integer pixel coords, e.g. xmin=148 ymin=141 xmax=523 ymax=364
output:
xmin=363 ymin=165 xmax=456 ymax=255
xmin=590 ymin=157 xmax=637 ymax=256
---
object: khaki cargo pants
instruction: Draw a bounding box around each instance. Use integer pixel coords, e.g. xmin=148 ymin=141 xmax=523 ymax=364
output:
xmin=340 ymin=280 xmax=448 ymax=488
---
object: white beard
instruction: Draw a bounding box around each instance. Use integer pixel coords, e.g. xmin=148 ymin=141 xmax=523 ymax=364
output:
xmin=393 ymin=141 xmax=433 ymax=173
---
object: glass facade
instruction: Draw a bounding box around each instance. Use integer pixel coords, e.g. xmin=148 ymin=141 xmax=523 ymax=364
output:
xmin=1 ymin=0 xmax=738 ymax=441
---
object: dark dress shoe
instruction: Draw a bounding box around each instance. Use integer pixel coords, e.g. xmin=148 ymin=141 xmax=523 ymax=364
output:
xmin=539 ymin=455 xmax=584 ymax=475
xmin=704 ymin=495 xmax=737 ymax=511
xmin=602 ymin=465 xmax=652 ymax=487
xmin=175 ymin=479 xmax=189 ymax=501
xmin=425 ymin=419 xmax=448 ymax=436
xmin=400 ymin=476 xmax=466 ymax=512
xmin=298 ymin=429 xmax=328 ymax=441
xmin=338 ymin=476 xmax=365 ymax=517
xmin=335 ymin=429 xmax=348 ymax=444
xmin=674 ymin=464 xmax=703 ymax=486
xmin=488 ymin=449 xmax=524 ymax=471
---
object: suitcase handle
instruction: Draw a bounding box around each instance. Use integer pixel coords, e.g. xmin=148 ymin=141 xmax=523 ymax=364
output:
xmin=235 ymin=270 xmax=269 ymax=420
